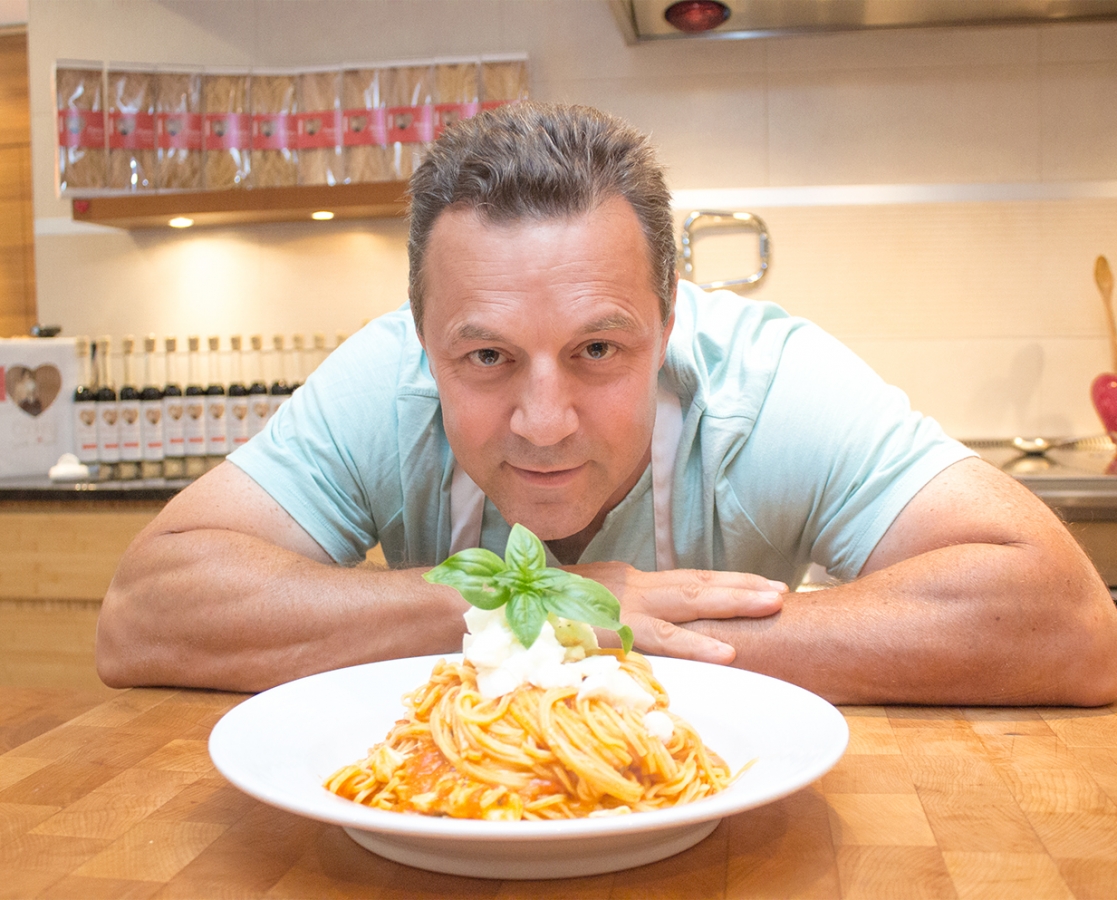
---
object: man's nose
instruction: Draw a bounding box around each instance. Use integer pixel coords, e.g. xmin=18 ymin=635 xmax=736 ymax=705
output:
xmin=509 ymin=362 xmax=578 ymax=446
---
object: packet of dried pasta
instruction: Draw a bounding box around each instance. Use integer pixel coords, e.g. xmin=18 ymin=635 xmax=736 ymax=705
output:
xmin=155 ymin=68 xmax=203 ymax=191
xmin=297 ymin=68 xmax=343 ymax=186
xmin=251 ymin=69 xmax=298 ymax=188
xmin=56 ymin=62 xmax=106 ymax=193
xmin=434 ymin=56 xmax=480 ymax=139
xmin=106 ymin=65 xmax=156 ymax=191
xmin=341 ymin=67 xmax=390 ymax=184
xmin=381 ymin=61 xmax=434 ymax=181
xmin=481 ymin=53 xmax=530 ymax=110
xmin=202 ymin=69 xmax=251 ymax=189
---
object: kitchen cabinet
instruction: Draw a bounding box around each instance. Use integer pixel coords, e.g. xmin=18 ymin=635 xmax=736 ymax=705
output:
xmin=0 ymin=495 xmax=164 ymax=692
xmin=70 ymin=181 xmax=409 ymax=229
xmin=0 ymin=483 xmax=389 ymax=692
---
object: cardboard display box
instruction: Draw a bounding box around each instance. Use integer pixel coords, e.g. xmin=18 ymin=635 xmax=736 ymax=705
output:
xmin=0 ymin=337 xmax=79 ymax=478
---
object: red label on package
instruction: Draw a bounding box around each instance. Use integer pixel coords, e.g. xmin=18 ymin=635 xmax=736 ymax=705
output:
xmin=295 ymin=109 xmax=341 ymax=149
xmin=386 ymin=105 xmax=434 ymax=145
xmin=481 ymin=99 xmax=522 ymax=112
xmin=108 ymin=111 xmax=156 ymax=150
xmin=342 ymin=107 xmax=387 ymax=147
xmin=57 ymin=109 xmax=106 ymax=149
xmin=434 ymin=101 xmax=480 ymax=137
xmin=204 ymin=113 xmax=251 ymax=151
xmin=157 ymin=112 xmax=203 ymax=151
xmin=252 ymin=113 xmax=294 ymax=151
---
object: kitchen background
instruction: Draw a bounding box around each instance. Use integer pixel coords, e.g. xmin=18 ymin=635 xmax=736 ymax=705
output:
xmin=17 ymin=0 xmax=1117 ymax=442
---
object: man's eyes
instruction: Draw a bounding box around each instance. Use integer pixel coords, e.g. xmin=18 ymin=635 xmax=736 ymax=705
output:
xmin=468 ymin=348 xmax=504 ymax=367
xmin=465 ymin=342 xmax=616 ymax=367
xmin=580 ymin=341 xmax=616 ymax=361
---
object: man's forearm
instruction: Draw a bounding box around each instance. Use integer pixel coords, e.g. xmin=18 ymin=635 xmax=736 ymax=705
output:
xmin=690 ymin=540 xmax=1117 ymax=707
xmin=97 ymin=528 xmax=469 ymax=693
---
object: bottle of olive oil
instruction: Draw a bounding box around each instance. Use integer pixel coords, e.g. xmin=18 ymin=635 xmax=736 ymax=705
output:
xmin=161 ymin=336 xmax=186 ymax=479
xmin=72 ymin=336 xmax=99 ymax=470
xmin=247 ymin=334 xmax=270 ymax=438
xmin=94 ymin=336 xmax=120 ymax=481
xmin=204 ymin=335 xmax=228 ymax=470
xmin=227 ymin=335 xmax=251 ymax=452
xmin=183 ymin=335 xmax=207 ymax=478
xmin=139 ymin=335 xmax=164 ymax=479
xmin=116 ymin=336 xmax=142 ymax=480
xmin=268 ymin=334 xmax=293 ymax=417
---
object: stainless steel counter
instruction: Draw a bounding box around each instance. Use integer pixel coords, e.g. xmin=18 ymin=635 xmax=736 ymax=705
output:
xmin=969 ymin=439 xmax=1117 ymax=585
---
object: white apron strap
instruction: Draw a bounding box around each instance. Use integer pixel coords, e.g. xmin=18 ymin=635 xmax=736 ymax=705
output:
xmin=651 ymin=382 xmax=682 ymax=572
xmin=449 ymin=382 xmax=684 ymax=569
xmin=449 ymin=464 xmax=485 ymax=556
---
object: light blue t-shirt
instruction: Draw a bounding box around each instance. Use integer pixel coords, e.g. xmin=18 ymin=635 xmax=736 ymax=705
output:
xmin=229 ymin=281 xmax=973 ymax=585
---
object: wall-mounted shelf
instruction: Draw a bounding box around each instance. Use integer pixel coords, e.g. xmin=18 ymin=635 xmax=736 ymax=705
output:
xmin=68 ymin=181 xmax=410 ymax=229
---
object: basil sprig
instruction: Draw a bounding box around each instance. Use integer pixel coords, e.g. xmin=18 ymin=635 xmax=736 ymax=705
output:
xmin=424 ymin=523 xmax=634 ymax=654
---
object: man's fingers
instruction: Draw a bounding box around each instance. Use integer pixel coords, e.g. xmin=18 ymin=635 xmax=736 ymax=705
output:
xmin=626 ymin=613 xmax=737 ymax=665
xmin=638 ymin=569 xmax=786 ymax=621
xmin=571 ymin=562 xmax=788 ymax=623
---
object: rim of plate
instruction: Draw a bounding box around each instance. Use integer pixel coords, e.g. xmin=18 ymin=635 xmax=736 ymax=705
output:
xmin=208 ymin=655 xmax=849 ymax=842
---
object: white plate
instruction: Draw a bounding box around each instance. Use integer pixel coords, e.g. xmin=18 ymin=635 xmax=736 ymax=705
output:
xmin=209 ymin=655 xmax=848 ymax=880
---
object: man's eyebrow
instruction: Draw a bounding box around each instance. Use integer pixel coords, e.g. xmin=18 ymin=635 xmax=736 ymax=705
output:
xmin=451 ymin=313 xmax=640 ymax=344
xmin=580 ymin=312 xmax=641 ymax=333
xmin=452 ymin=323 xmax=505 ymax=343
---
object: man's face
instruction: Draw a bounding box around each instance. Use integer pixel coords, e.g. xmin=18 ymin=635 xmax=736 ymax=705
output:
xmin=418 ymin=196 xmax=675 ymax=542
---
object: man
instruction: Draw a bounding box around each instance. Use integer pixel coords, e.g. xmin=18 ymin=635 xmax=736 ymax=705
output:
xmin=97 ymin=103 xmax=1117 ymax=705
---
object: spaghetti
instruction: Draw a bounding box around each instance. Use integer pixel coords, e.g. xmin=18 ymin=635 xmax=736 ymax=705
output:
xmin=324 ymin=650 xmax=732 ymax=821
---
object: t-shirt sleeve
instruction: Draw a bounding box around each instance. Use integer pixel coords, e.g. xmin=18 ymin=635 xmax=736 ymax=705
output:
xmin=227 ymin=316 xmax=410 ymax=567
xmin=725 ymin=320 xmax=975 ymax=581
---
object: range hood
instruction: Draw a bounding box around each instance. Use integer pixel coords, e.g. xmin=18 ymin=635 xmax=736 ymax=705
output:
xmin=611 ymin=0 xmax=1117 ymax=42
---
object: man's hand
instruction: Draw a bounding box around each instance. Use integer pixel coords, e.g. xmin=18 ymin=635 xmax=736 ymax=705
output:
xmin=567 ymin=562 xmax=785 ymax=664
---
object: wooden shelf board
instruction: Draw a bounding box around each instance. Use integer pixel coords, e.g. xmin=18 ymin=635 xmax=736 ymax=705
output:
xmin=69 ymin=181 xmax=410 ymax=229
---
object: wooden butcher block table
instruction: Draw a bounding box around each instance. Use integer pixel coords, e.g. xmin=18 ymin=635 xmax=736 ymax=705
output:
xmin=2 ymin=685 xmax=1116 ymax=899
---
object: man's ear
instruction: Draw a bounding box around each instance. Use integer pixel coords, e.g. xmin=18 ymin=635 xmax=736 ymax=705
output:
xmin=659 ymin=274 xmax=678 ymax=365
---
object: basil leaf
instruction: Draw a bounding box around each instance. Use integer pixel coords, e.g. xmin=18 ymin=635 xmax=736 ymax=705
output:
xmin=540 ymin=573 xmax=623 ymax=631
xmin=505 ymin=590 xmax=547 ymax=648
xmin=424 ymin=548 xmax=510 ymax=610
xmin=618 ymin=625 xmax=634 ymax=655
xmin=505 ymin=522 xmax=546 ymax=574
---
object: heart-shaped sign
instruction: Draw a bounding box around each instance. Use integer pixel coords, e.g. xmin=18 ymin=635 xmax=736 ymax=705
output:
xmin=5 ymin=364 xmax=63 ymax=417
xmin=1091 ymin=372 xmax=1117 ymax=438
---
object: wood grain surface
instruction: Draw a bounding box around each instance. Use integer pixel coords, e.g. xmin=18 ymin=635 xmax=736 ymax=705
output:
xmin=2 ymin=685 xmax=1116 ymax=898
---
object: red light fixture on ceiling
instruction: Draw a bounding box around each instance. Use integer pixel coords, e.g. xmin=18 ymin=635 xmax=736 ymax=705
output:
xmin=664 ymin=0 xmax=730 ymax=33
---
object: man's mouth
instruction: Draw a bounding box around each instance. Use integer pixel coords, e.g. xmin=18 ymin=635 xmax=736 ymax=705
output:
xmin=506 ymin=463 xmax=585 ymax=486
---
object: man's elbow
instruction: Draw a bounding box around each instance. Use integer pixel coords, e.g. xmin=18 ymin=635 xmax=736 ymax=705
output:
xmin=95 ymin=583 xmax=148 ymax=689
xmin=1048 ymin=575 xmax=1117 ymax=707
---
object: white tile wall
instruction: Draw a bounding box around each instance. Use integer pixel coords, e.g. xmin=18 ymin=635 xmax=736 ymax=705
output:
xmin=25 ymin=0 xmax=1117 ymax=440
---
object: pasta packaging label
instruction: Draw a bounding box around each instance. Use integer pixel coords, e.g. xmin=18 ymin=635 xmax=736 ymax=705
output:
xmin=434 ymin=101 xmax=480 ymax=138
xmin=343 ymin=107 xmax=387 ymax=147
xmin=386 ymin=104 xmax=434 ymax=145
xmin=296 ymin=110 xmax=342 ymax=149
xmin=58 ymin=109 xmax=105 ymax=149
xmin=157 ymin=112 xmax=203 ymax=151
xmin=205 ymin=113 xmax=251 ymax=151
xmin=252 ymin=113 xmax=294 ymax=151
xmin=108 ymin=111 xmax=155 ymax=150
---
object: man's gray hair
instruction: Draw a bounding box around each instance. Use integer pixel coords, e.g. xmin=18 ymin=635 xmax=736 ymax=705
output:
xmin=407 ymin=102 xmax=677 ymax=333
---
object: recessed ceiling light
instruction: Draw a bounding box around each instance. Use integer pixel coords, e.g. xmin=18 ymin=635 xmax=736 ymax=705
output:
xmin=168 ymin=216 xmax=194 ymax=228
xmin=311 ymin=210 xmax=335 ymax=221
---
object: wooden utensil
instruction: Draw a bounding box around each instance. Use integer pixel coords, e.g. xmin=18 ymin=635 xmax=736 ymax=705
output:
xmin=1096 ymin=254 xmax=1116 ymax=371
